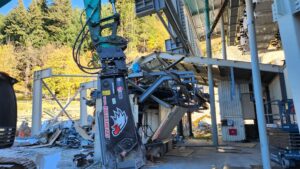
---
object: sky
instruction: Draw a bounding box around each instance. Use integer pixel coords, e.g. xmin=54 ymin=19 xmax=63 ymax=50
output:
xmin=0 ymin=0 xmax=108 ymax=15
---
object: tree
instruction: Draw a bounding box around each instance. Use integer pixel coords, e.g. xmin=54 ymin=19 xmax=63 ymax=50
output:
xmin=3 ymin=0 xmax=29 ymax=46
xmin=15 ymin=46 xmax=43 ymax=97
xmin=42 ymin=45 xmax=90 ymax=98
xmin=28 ymin=0 xmax=49 ymax=47
xmin=44 ymin=0 xmax=73 ymax=44
xmin=0 ymin=14 xmax=5 ymax=42
xmin=0 ymin=45 xmax=17 ymax=76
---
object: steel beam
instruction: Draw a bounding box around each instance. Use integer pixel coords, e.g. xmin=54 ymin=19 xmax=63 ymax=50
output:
xmin=221 ymin=15 xmax=227 ymax=60
xmin=42 ymin=80 xmax=73 ymax=121
xmin=139 ymin=52 xmax=283 ymax=73
xmin=164 ymin=0 xmax=193 ymax=54
xmin=54 ymin=88 xmax=81 ymax=121
xmin=246 ymin=0 xmax=271 ymax=168
xmin=273 ymin=0 xmax=300 ymax=132
xmin=127 ymin=80 xmax=171 ymax=108
xmin=209 ymin=0 xmax=229 ymax=36
xmin=204 ymin=0 xmax=218 ymax=146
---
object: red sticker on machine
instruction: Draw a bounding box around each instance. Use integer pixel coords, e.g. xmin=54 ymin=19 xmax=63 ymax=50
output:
xmin=103 ymin=106 xmax=110 ymax=139
xmin=110 ymin=108 xmax=128 ymax=137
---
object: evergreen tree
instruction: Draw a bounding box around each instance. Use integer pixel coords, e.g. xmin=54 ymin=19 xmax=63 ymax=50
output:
xmin=3 ymin=0 xmax=29 ymax=46
xmin=0 ymin=14 xmax=5 ymax=42
xmin=44 ymin=0 xmax=73 ymax=44
xmin=28 ymin=0 xmax=49 ymax=47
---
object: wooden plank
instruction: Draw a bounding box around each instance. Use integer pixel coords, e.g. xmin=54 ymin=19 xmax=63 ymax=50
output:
xmin=31 ymin=129 xmax=61 ymax=148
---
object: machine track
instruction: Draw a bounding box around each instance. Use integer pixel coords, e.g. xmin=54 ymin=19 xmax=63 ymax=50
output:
xmin=0 ymin=157 xmax=37 ymax=169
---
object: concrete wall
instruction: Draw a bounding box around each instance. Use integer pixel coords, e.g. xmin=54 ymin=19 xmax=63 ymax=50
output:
xmin=240 ymin=84 xmax=255 ymax=119
xmin=284 ymin=68 xmax=293 ymax=99
xmin=268 ymin=75 xmax=282 ymax=119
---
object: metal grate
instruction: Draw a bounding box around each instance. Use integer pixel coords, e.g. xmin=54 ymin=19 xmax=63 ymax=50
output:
xmin=268 ymin=128 xmax=300 ymax=150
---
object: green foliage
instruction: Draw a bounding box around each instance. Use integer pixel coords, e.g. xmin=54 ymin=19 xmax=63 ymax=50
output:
xmin=27 ymin=0 xmax=49 ymax=47
xmin=0 ymin=45 xmax=17 ymax=76
xmin=44 ymin=0 xmax=74 ymax=45
xmin=116 ymin=0 xmax=168 ymax=60
xmin=3 ymin=0 xmax=29 ymax=46
xmin=42 ymin=45 xmax=90 ymax=98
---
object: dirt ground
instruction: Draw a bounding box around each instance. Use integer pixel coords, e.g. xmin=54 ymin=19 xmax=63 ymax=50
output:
xmin=0 ymin=141 xmax=282 ymax=169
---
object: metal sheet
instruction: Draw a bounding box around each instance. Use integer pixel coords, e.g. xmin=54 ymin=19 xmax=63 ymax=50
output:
xmin=152 ymin=106 xmax=187 ymax=141
xmin=221 ymin=117 xmax=246 ymax=141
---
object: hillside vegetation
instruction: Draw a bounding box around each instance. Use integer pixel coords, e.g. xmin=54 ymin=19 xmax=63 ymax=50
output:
xmin=0 ymin=0 xmax=169 ymax=99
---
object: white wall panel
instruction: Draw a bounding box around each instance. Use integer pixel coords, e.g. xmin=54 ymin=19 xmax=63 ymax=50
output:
xmin=218 ymin=81 xmax=246 ymax=141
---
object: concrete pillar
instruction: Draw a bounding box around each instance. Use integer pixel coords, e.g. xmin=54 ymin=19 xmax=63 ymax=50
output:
xmin=31 ymin=69 xmax=52 ymax=136
xmin=80 ymin=80 xmax=97 ymax=126
xmin=246 ymin=0 xmax=271 ymax=168
xmin=80 ymin=87 xmax=88 ymax=126
xmin=31 ymin=71 xmax=43 ymax=136
xmin=204 ymin=0 xmax=218 ymax=146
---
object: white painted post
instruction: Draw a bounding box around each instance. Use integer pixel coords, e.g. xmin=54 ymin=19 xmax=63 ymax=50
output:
xmin=246 ymin=0 xmax=271 ymax=168
xmin=31 ymin=69 xmax=52 ymax=136
xmin=204 ymin=0 xmax=219 ymax=146
xmin=31 ymin=71 xmax=43 ymax=136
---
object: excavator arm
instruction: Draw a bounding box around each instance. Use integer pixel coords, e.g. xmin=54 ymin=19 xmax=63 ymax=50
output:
xmin=78 ymin=0 xmax=145 ymax=168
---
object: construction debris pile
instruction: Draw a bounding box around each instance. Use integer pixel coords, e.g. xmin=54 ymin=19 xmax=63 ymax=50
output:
xmin=15 ymin=118 xmax=94 ymax=149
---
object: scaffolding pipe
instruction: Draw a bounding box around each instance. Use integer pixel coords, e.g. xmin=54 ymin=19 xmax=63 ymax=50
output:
xmin=220 ymin=15 xmax=227 ymax=60
xmin=204 ymin=0 xmax=218 ymax=146
xmin=245 ymin=0 xmax=271 ymax=168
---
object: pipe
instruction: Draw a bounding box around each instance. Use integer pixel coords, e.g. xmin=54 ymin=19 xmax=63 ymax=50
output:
xmin=204 ymin=0 xmax=218 ymax=146
xmin=139 ymin=76 xmax=170 ymax=103
xmin=165 ymin=56 xmax=185 ymax=70
xmin=245 ymin=0 xmax=271 ymax=168
xmin=127 ymin=80 xmax=172 ymax=108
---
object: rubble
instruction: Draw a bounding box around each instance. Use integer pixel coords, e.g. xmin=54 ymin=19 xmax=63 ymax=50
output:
xmin=15 ymin=119 xmax=94 ymax=149
xmin=43 ymin=120 xmax=94 ymax=149
xmin=17 ymin=121 xmax=31 ymax=138
xmin=14 ymin=137 xmax=39 ymax=146
xmin=73 ymin=150 xmax=94 ymax=168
